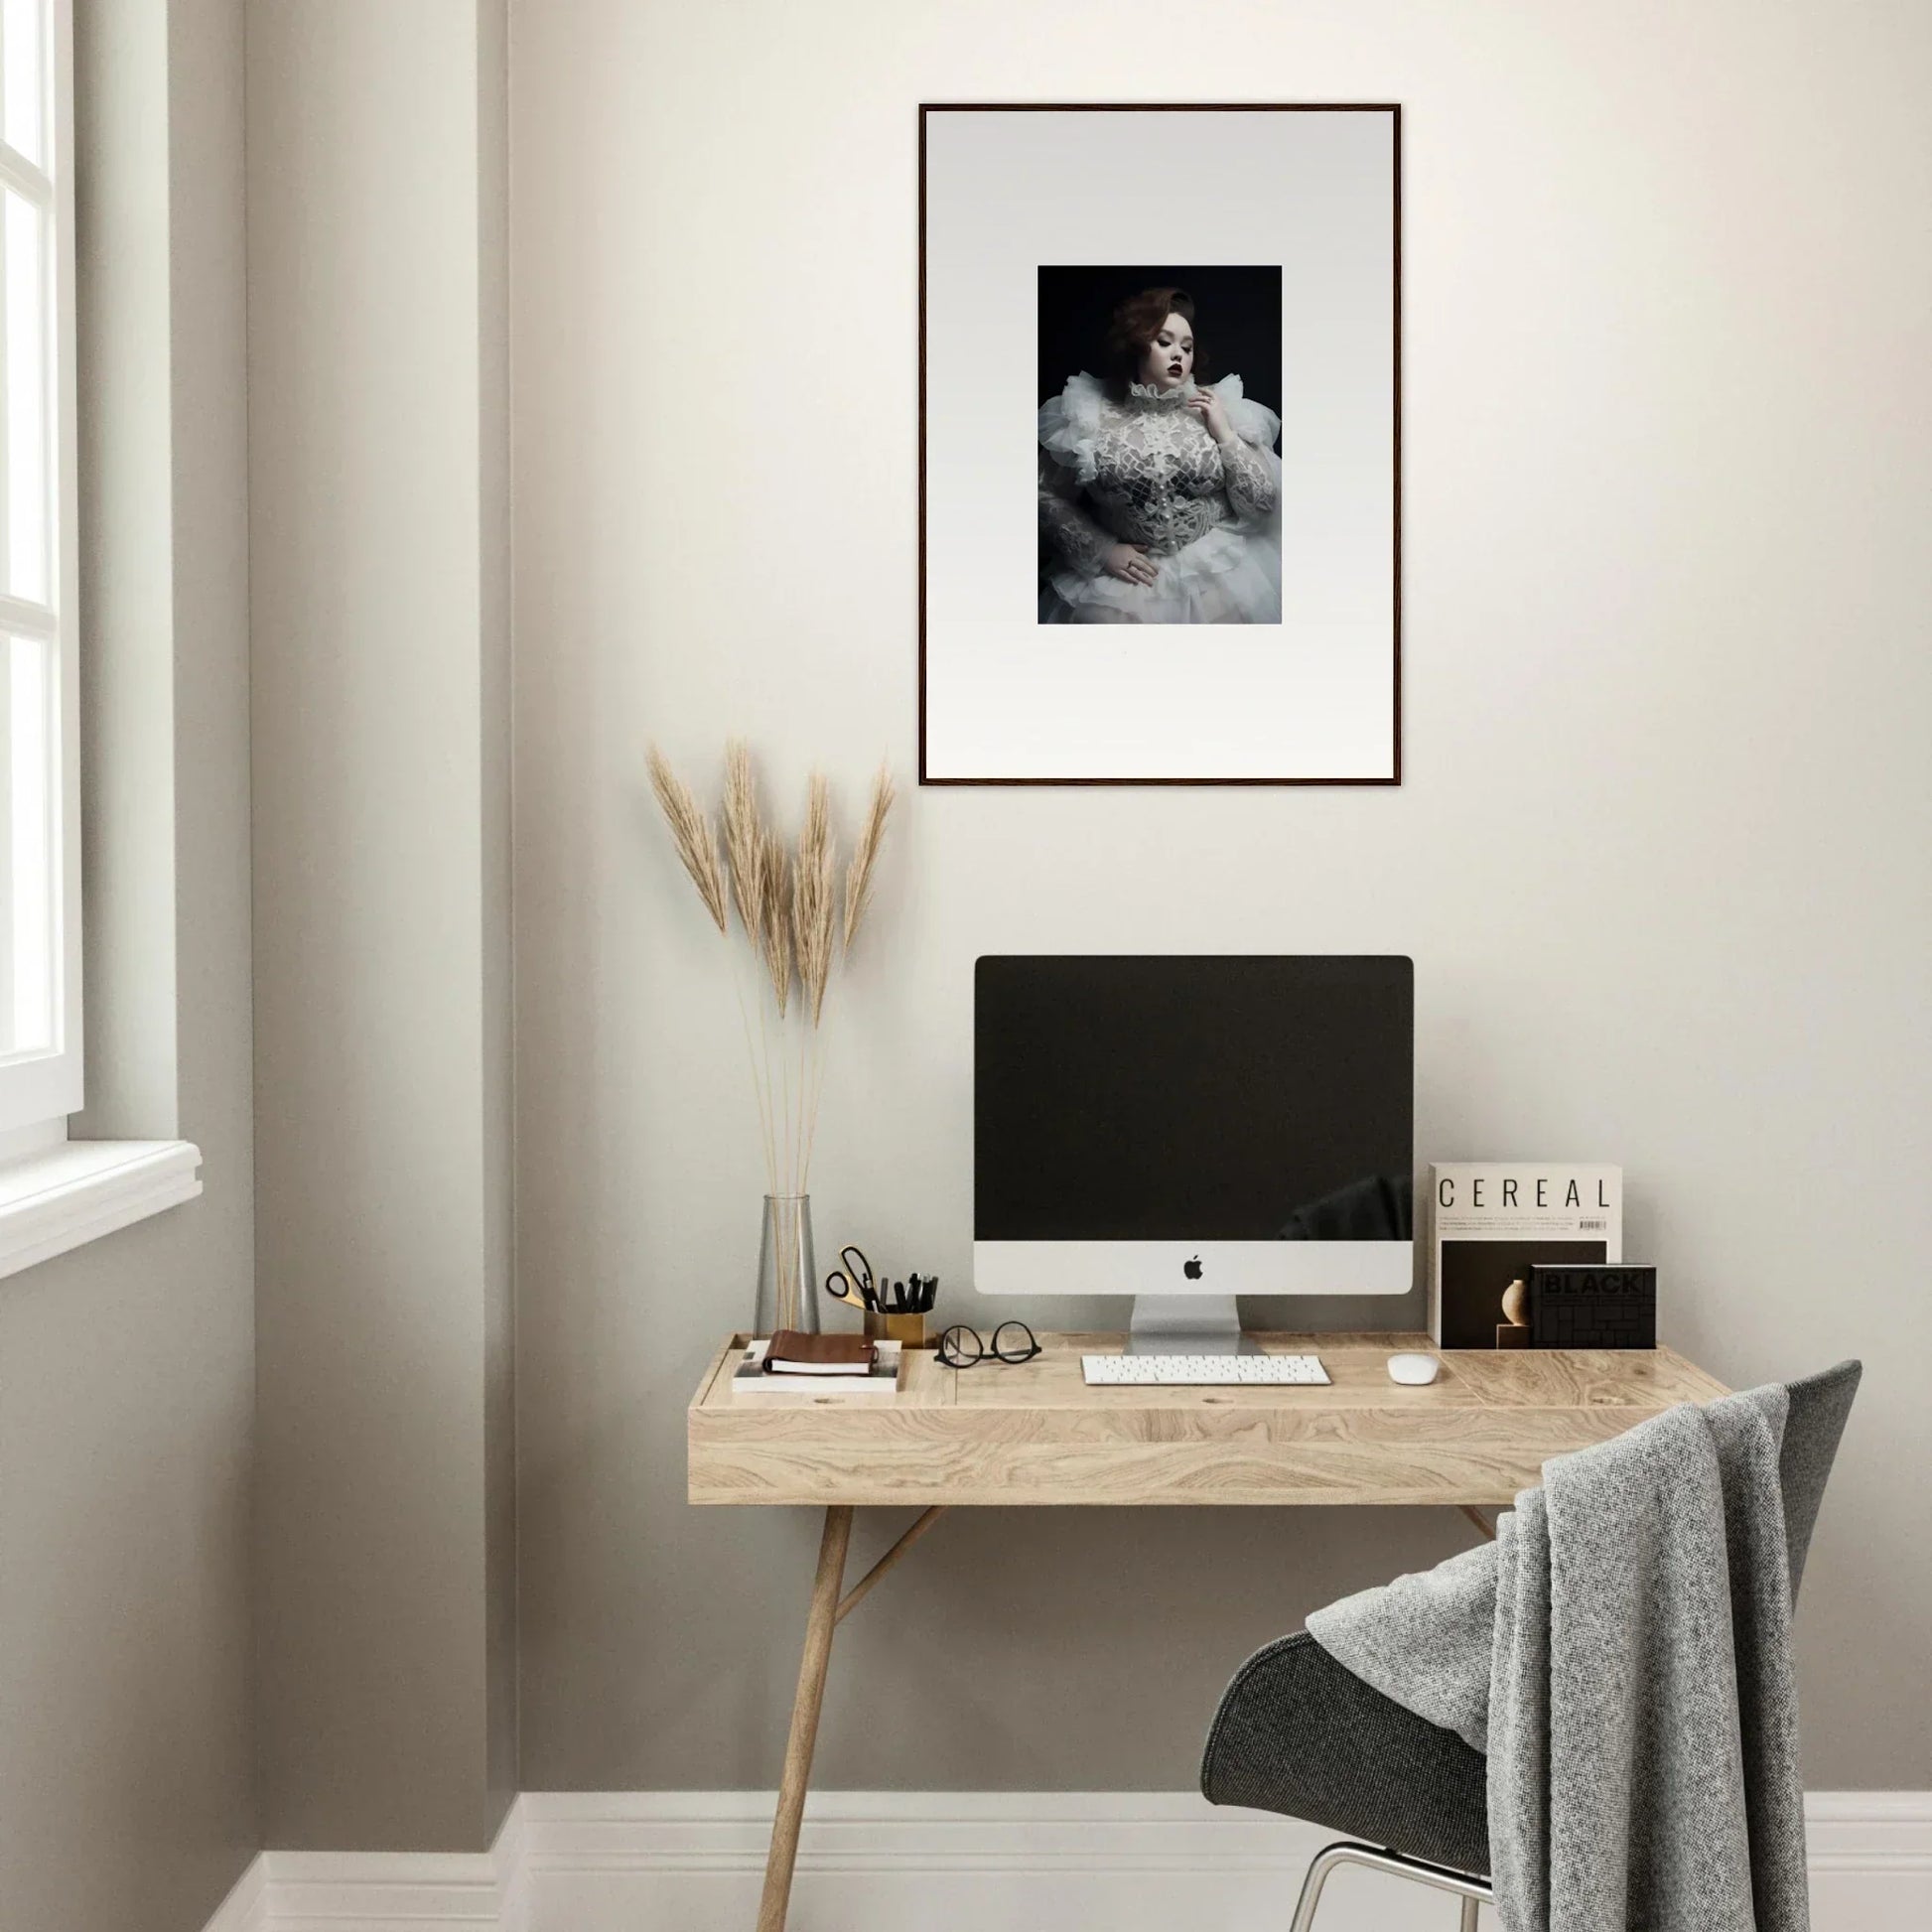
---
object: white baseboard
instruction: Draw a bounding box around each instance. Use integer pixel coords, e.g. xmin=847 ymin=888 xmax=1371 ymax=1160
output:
xmin=200 ymin=1803 xmax=525 ymax=1932
xmin=202 ymin=1789 xmax=1932 ymax=1932
xmin=201 ymin=1855 xmax=267 ymax=1932
xmin=1803 ymin=1792 xmax=1932 ymax=1930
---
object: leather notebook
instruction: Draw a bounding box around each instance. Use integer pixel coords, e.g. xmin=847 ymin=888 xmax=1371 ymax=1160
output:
xmin=764 ymin=1330 xmax=877 ymax=1375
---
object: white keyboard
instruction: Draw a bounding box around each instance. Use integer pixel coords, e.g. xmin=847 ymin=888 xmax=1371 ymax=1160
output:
xmin=1081 ymin=1352 xmax=1329 ymax=1387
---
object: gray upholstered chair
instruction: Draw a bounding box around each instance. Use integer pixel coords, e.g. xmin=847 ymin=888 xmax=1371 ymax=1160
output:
xmin=1200 ymin=1361 xmax=1861 ymax=1930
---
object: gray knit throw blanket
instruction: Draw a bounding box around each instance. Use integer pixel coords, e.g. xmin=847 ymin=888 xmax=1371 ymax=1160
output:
xmin=1308 ymin=1388 xmax=1809 ymax=1932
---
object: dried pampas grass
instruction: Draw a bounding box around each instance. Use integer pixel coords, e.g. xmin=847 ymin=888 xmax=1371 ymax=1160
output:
xmin=759 ymin=828 xmax=793 ymax=1019
xmin=843 ymin=763 xmax=895 ymax=954
xmin=646 ymin=749 xmax=728 ymax=935
xmin=792 ymin=774 xmax=836 ymax=1026
xmin=722 ymin=740 xmax=765 ymax=947
xmin=645 ymin=741 xmax=896 ymax=1195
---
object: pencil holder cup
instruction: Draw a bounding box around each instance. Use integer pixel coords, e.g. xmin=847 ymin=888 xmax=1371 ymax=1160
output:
xmin=867 ymin=1310 xmax=927 ymax=1348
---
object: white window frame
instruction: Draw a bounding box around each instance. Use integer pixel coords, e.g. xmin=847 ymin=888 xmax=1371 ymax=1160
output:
xmin=0 ymin=0 xmax=79 ymax=1138
xmin=0 ymin=0 xmax=201 ymax=1280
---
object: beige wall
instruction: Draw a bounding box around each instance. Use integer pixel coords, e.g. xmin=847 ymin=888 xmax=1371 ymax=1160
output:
xmin=0 ymin=3 xmax=258 ymax=1929
xmin=249 ymin=0 xmax=515 ymax=1853
xmin=511 ymin=0 xmax=1932 ymax=1794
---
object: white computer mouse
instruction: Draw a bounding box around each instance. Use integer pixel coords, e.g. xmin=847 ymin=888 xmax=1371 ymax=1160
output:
xmin=1387 ymin=1352 xmax=1442 ymax=1386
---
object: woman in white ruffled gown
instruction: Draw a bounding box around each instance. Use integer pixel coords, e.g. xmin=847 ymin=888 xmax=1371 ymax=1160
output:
xmin=1037 ymin=286 xmax=1282 ymax=625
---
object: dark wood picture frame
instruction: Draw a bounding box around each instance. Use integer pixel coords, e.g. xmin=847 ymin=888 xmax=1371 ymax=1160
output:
xmin=917 ymin=102 xmax=1402 ymax=787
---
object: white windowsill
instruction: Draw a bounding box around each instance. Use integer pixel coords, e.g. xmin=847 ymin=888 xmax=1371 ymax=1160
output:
xmin=0 ymin=1139 xmax=203 ymax=1282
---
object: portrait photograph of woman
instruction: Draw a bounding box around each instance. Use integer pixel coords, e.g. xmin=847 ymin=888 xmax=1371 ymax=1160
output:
xmin=1036 ymin=267 xmax=1285 ymax=626
xmin=921 ymin=105 xmax=1398 ymax=783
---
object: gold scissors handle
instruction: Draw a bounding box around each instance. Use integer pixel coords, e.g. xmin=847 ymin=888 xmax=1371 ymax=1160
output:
xmin=824 ymin=1243 xmax=876 ymax=1310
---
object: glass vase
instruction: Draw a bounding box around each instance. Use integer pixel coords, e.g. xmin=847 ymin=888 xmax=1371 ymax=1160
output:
xmin=754 ymin=1193 xmax=818 ymax=1338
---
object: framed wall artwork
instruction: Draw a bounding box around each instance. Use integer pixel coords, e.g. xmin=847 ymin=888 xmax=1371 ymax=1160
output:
xmin=918 ymin=104 xmax=1401 ymax=785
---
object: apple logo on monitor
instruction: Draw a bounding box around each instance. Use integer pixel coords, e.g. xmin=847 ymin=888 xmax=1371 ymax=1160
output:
xmin=1183 ymin=1255 xmax=1203 ymax=1280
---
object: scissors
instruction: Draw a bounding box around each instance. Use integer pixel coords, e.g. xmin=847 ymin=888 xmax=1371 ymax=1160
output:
xmin=824 ymin=1245 xmax=878 ymax=1312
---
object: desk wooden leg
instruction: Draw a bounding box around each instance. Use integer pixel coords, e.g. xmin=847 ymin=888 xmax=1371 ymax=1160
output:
xmin=757 ymin=1504 xmax=853 ymax=1932
xmin=837 ymin=1505 xmax=945 ymax=1624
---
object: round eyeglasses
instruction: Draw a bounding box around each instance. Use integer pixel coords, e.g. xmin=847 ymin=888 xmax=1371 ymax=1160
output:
xmin=935 ymin=1320 xmax=1041 ymax=1369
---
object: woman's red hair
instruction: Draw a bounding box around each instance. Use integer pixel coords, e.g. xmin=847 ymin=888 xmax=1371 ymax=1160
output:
xmin=1103 ymin=287 xmax=1203 ymax=383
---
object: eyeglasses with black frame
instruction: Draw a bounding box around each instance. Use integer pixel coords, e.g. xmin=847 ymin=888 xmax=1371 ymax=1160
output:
xmin=935 ymin=1320 xmax=1040 ymax=1368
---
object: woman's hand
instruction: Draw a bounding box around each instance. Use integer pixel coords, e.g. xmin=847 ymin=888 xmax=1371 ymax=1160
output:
xmin=1103 ymin=542 xmax=1158 ymax=588
xmin=1186 ymin=385 xmax=1237 ymax=445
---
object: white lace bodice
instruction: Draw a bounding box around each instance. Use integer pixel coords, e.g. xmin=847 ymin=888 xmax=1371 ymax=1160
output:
xmin=1037 ymin=373 xmax=1282 ymax=577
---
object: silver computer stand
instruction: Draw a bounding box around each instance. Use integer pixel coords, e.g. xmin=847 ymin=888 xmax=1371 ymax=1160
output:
xmin=1126 ymin=1294 xmax=1257 ymax=1355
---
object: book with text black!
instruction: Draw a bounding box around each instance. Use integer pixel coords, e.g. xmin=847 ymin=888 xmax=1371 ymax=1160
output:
xmin=1429 ymin=1164 xmax=1621 ymax=1349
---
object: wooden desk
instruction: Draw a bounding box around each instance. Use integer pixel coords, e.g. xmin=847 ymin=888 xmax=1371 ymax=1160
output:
xmin=688 ymin=1331 xmax=1726 ymax=1931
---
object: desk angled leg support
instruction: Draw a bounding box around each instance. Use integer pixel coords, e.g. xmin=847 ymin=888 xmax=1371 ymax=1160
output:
xmin=837 ymin=1505 xmax=945 ymax=1624
xmin=758 ymin=1504 xmax=853 ymax=1932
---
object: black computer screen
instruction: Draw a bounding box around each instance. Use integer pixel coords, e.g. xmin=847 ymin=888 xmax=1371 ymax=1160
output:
xmin=974 ymin=956 xmax=1414 ymax=1241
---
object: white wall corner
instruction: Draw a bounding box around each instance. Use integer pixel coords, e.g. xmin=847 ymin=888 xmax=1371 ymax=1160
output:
xmin=206 ymin=1789 xmax=1932 ymax=1932
xmin=251 ymin=1798 xmax=527 ymax=1932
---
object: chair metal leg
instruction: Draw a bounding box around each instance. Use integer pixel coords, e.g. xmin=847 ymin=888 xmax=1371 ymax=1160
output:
xmin=1287 ymin=1844 xmax=1351 ymax=1932
xmin=1288 ymin=1841 xmax=1493 ymax=1932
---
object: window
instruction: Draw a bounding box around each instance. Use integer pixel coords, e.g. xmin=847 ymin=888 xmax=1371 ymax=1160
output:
xmin=0 ymin=0 xmax=200 ymax=1271
xmin=0 ymin=0 xmax=75 ymax=1139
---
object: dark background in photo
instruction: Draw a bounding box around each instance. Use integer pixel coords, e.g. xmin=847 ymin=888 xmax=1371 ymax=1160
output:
xmin=1439 ymin=1239 xmax=1608 ymax=1350
xmin=1037 ymin=265 xmax=1284 ymax=422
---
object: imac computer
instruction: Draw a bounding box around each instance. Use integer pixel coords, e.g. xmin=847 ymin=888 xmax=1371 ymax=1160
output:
xmin=974 ymin=955 xmax=1414 ymax=1352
